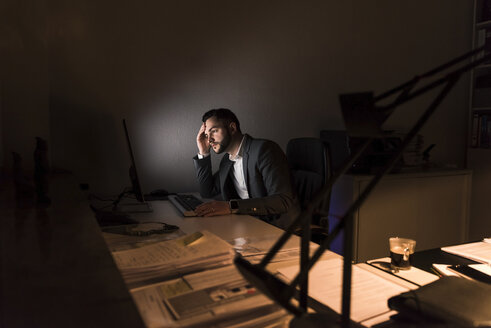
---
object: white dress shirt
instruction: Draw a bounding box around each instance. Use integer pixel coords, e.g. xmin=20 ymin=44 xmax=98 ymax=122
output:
xmin=228 ymin=136 xmax=249 ymax=199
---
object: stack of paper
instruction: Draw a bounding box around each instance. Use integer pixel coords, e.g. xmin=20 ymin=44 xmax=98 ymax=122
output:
xmin=130 ymin=265 xmax=290 ymax=328
xmin=112 ymin=231 xmax=234 ymax=284
xmin=230 ymin=235 xmax=315 ymax=264
xmin=441 ymin=240 xmax=491 ymax=263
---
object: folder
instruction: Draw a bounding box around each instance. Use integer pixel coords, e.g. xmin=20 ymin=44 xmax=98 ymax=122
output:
xmin=388 ymin=276 xmax=491 ymax=327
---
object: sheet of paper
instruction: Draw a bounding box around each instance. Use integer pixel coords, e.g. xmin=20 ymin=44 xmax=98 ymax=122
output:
xmin=432 ymin=264 xmax=459 ymax=276
xmin=360 ymin=310 xmax=398 ymax=327
xmin=441 ymin=241 xmax=491 ymax=264
xmin=278 ymin=258 xmax=409 ymax=323
xmin=367 ymin=257 xmax=439 ymax=286
xmin=470 ymin=263 xmax=491 ymax=276
xmin=183 ymin=265 xmax=244 ymax=290
xmin=230 ymin=235 xmax=315 ymax=264
xmin=112 ymin=230 xmax=231 ymax=269
xmin=129 ymin=265 xmax=288 ymax=328
xmin=131 ymin=279 xmax=184 ymax=328
xmin=102 ymin=229 xmax=185 ymax=252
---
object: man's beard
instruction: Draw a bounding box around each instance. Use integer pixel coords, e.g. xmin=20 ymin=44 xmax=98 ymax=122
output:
xmin=212 ymin=128 xmax=231 ymax=154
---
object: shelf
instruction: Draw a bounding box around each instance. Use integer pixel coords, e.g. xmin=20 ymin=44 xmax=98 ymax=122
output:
xmin=475 ymin=63 xmax=491 ymax=69
xmin=469 ymin=146 xmax=491 ymax=150
xmin=472 ymin=107 xmax=491 ymax=111
xmin=469 ymin=1 xmax=491 ymax=153
xmin=477 ymin=19 xmax=491 ymax=28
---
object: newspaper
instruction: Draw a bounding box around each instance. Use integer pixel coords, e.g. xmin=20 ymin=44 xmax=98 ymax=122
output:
xmin=112 ymin=231 xmax=234 ymax=284
xmin=130 ymin=265 xmax=290 ymax=328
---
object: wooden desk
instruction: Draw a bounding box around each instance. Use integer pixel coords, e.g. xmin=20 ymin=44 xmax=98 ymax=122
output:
xmin=412 ymin=246 xmax=479 ymax=274
xmin=125 ymin=199 xmax=300 ymax=247
xmin=0 ymin=175 xmax=145 ymax=328
xmin=0 ymin=170 xmax=342 ymax=328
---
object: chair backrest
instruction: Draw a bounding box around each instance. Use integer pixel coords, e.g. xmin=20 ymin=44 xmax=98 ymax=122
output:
xmin=286 ymin=138 xmax=331 ymax=216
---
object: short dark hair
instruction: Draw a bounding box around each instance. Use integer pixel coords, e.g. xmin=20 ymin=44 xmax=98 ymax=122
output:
xmin=202 ymin=108 xmax=241 ymax=133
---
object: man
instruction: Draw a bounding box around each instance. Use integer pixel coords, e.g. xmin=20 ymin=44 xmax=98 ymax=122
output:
xmin=193 ymin=108 xmax=299 ymax=229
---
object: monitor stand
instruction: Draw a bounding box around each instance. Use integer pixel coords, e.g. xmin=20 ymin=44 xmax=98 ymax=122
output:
xmin=112 ymin=188 xmax=153 ymax=213
xmin=114 ymin=201 xmax=152 ymax=213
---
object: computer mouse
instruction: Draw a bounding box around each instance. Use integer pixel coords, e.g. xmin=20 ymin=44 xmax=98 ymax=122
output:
xmin=150 ymin=189 xmax=169 ymax=197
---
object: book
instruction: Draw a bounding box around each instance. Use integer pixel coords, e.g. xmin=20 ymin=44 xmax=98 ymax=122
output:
xmin=481 ymin=115 xmax=489 ymax=148
xmin=482 ymin=0 xmax=491 ymax=23
xmin=471 ymin=113 xmax=479 ymax=147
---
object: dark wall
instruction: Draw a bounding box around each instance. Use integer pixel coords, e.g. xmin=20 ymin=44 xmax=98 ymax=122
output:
xmin=1 ymin=0 xmax=473 ymax=194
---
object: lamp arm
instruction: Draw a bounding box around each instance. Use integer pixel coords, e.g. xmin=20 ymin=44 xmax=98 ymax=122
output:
xmin=373 ymin=46 xmax=485 ymax=104
xmin=235 ymin=48 xmax=490 ymax=323
xmin=291 ymin=73 xmax=461 ymax=291
xmin=379 ymin=50 xmax=491 ymax=118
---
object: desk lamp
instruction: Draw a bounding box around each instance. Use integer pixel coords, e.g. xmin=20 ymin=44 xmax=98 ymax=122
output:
xmin=235 ymin=47 xmax=491 ymax=327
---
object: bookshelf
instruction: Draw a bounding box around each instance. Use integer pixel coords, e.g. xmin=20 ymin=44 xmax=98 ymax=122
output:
xmin=467 ymin=0 xmax=491 ymax=240
xmin=470 ymin=0 xmax=491 ymax=148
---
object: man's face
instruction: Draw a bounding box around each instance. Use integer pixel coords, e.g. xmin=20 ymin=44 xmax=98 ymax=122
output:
xmin=204 ymin=117 xmax=231 ymax=154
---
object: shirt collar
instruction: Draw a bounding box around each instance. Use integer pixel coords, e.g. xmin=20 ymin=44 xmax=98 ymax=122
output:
xmin=229 ymin=135 xmax=246 ymax=161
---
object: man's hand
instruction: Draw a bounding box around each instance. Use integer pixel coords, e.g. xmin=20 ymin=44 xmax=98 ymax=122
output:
xmin=195 ymin=200 xmax=231 ymax=217
xmin=196 ymin=123 xmax=210 ymax=156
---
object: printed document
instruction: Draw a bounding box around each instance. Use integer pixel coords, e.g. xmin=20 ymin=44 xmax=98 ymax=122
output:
xmin=441 ymin=241 xmax=491 ymax=264
xmin=278 ymin=257 xmax=410 ymax=323
xmin=111 ymin=230 xmax=234 ymax=284
xmin=130 ymin=265 xmax=289 ymax=328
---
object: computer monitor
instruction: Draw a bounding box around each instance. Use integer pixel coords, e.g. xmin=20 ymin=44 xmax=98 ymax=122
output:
xmin=123 ymin=119 xmax=146 ymax=201
xmin=113 ymin=119 xmax=152 ymax=213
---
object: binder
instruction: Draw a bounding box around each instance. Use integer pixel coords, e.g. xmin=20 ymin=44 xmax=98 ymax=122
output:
xmin=388 ymin=276 xmax=491 ymax=327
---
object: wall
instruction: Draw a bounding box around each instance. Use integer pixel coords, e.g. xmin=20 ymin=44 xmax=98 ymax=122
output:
xmin=1 ymin=0 xmax=51 ymax=176
xmin=1 ymin=1 xmax=473 ymax=197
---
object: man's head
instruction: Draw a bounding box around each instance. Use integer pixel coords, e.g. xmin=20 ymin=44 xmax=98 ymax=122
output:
xmin=202 ymin=108 xmax=242 ymax=154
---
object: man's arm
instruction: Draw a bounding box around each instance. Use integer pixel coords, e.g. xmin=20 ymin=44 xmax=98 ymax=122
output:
xmin=193 ymin=122 xmax=221 ymax=198
xmin=232 ymin=140 xmax=295 ymax=216
xmin=193 ymin=155 xmax=221 ymax=198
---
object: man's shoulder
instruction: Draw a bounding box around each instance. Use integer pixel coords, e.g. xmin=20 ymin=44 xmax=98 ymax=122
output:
xmin=244 ymin=134 xmax=283 ymax=155
xmin=245 ymin=134 xmax=279 ymax=148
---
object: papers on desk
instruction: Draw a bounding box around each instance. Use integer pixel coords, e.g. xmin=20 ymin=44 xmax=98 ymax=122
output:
xmin=130 ymin=265 xmax=290 ymax=328
xmin=102 ymin=228 xmax=185 ymax=252
xmin=441 ymin=240 xmax=491 ymax=264
xmin=367 ymin=257 xmax=439 ymax=286
xmin=277 ymin=257 xmax=411 ymax=324
xmin=433 ymin=263 xmax=491 ymax=282
xmin=230 ymin=235 xmax=315 ymax=264
xmin=112 ymin=230 xmax=234 ymax=284
xmin=432 ymin=263 xmax=460 ymax=277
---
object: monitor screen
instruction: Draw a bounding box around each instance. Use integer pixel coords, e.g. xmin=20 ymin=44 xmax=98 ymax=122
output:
xmin=121 ymin=119 xmax=152 ymax=213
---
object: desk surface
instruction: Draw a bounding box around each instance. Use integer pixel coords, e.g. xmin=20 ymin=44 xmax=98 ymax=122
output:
xmin=412 ymin=246 xmax=479 ymax=274
xmin=1 ymin=177 xmax=323 ymax=328
xmin=0 ymin=175 xmax=145 ymax=328
xmin=127 ymin=199 xmax=301 ymax=248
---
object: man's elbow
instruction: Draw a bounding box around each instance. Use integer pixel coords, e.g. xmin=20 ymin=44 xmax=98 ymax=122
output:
xmin=199 ymin=188 xmax=217 ymax=199
xmin=276 ymin=192 xmax=296 ymax=213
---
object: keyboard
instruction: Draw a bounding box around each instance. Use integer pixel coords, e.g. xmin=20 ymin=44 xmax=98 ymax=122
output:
xmin=168 ymin=194 xmax=204 ymax=217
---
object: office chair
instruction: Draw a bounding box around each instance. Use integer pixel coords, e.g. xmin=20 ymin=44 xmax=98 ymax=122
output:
xmin=286 ymin=137 xmax=332 ymax=244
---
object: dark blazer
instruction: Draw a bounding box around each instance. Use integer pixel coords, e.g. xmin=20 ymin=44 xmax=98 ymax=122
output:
xmin=193 ymin=134 xmax=299 ymax=229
